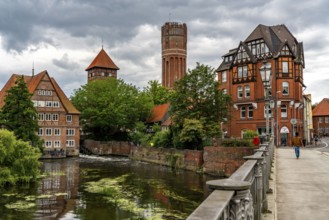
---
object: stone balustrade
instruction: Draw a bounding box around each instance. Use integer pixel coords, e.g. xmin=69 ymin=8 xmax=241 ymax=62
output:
xmin=187 ymin=139 xmax=274 ymax=220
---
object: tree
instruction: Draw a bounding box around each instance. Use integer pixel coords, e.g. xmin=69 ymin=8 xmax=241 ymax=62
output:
xmin=179 ymin=119 xmax=204 ymax=150
xmin=0 ymin=129 xmax=41 ymax=187
xmin=71 ymin=78 xmax=154 ymax=141
xmin=143 ymin=80 xmax=171 ymax=105
xmin=170 ymin=63 xmax=231 ymax=138
xmin=0 ymin=76 xmax=42 ymax=150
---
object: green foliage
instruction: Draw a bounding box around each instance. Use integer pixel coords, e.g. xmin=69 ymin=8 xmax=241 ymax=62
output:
xmin=143 ymin=80 xmax=171 ymax=105
xmin=179 ymin=119 xmax=205 ymax=150
xmin=243 ymin=130 xmax=258 ymax=139
xmin=221 ymin=139 xmax=253 ymax=147
xmin=169 ymin=63 xmax=231 ymax=146
xmin=71 ymin=78 xmax=154 ymax=141
xmin=0 ymin=76 xmax=43 ymax=151
xmin=0 ymin=129 xmax=41 ymax=187
xmin=151 ymin=130 xmax=172 ymax=148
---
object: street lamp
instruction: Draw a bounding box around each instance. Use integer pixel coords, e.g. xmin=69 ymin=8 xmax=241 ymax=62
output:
xmin=260 ymin=62 xmax=272 ymax=138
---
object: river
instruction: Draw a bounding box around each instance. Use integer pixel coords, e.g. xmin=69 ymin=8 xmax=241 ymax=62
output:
xmin=0 ymin=155 xmax=216 ymax=220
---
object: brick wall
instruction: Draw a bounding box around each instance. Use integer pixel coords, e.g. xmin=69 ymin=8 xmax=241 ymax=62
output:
xmin=203 ymin=146 xmax=255 ymax=177
xmin=84 ymin=139 xmax=131 ymax=156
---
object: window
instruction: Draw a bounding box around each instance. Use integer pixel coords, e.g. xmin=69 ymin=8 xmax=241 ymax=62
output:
xmin=45 ymin=141 xmax=52 ymax=148
xmin=245 ymin=86 xmax=250 ymax=98
xmin=33 ymin=100 xmax=38 ymax=107
xmin=282 ymin=82 xmax=289 ymax=95
xmin=66 ymin=129 xmax=75 ymax=136
xmin=282 ymin=61 xmax=288 ymax=73
xmin=237 ymin=66 xmax=248 ymax=79
xmin=38 ymin=128 xmax=43 ymax=136
xmin=53 ymin=101 xmax=60 ymax=108
xmin=45 ymin=113 xmax=51 ymax=121
xmin=319 ymin=117 xmax=323 ymax=123
xmin=281 ymin=104 xmax=287 ymax=118
xmin=248 ymin=106 xmax=253 ymax=118
xmin=54 ymin=141 xmax=61 ymax=148
xmin=54 ymin=128 xmax=61 ymax=136
xmin=264 ymin=105 xmax=272 ymax=118
xmin=38 ymin=101 xmax=45 ymax=107
xmin=46 ymin=101 xmax=53 ymax=107
xmin=237 ymin=86 xmax=243 ymax=98
xmin=66 ymin=115 xmax=72 ymax=122
xmin=222 ymin=71 xmax=227 ymax=82
xmin=326 ymin=117 xmax=329 ymax=123
xmin=222 ymin=89 xmax=227 ymax=95
xmin=243 ymin=66 xmax=248 ymax=78
xmin=240 ymin=106 xmax=246 ymax=118
xmin=66 ymin=140 xmax=75 ymax=147
xmin=52 ymin=114 xmax=58 ymax=121
xmin=38 ymin=113 xmax=44 ymax=121
xmin=46 ymin=128 xmax=52 ymax=136
xmin=238 ymin=67 xmax=243 ymax=78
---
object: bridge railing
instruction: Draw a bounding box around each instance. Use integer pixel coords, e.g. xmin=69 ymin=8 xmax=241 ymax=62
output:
xmin=187 ymin=139 xmax=274 ymax=220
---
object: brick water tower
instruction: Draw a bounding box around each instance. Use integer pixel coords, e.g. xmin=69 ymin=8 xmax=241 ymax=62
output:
xmin=161 ymin=22 xmax=187 ymax=89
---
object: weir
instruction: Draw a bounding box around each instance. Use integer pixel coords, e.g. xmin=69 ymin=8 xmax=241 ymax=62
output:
xmin=187 ymin=139 xmax=274 ymax=220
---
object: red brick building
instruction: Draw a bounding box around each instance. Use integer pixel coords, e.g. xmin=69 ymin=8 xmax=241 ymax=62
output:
xmin=0 ymin=71 xmax=80 ymax=157
xmin=161 ymin=22 xmax=187 ymax=88
xmin=86 ymin=48 xmax=119 ymax=82
xmin=312 ymin=98 xmax=329 ymax=137
xmin=217 ymin=24 xmax=305 ymax=146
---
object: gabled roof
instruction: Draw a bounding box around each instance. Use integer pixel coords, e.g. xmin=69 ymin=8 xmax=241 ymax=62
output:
xmin=313 ymin=98 xmax=329 ymax=116
xmin=85 ymin=48 xmax=119 ymax=71
xmin=245 ymin=24 xmax=297 ymax=57
xmin=0 ymin=71 xmax=80 ymax=114
xmin=147 ymin=103 xmax=170 ymax=123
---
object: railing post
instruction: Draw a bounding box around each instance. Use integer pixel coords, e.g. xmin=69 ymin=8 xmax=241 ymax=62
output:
xmin=207 ymin=179 xmax=253 ymax=220
xmin=255 ymin=146 xmax=270 ymax=213
xmin=244 ymin=155 xmax=264 ymax=220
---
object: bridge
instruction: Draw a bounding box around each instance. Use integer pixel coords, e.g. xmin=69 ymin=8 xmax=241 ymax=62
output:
xmin=187 ymin=138 xmax=329 ymax=220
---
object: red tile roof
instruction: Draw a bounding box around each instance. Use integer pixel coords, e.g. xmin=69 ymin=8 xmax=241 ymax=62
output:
xmin=0 ymin=71 xmax=80 ymax=114
xmin=147 ymin=103 xmax=170 ymax=123
xmin=85 ymin=48 xmax=119 ymax=71
xmin=313 ymin=98 xmax=329 ymax=116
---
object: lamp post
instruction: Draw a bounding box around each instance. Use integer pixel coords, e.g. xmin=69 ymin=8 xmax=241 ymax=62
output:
xmin=260 ymin=62 xmax=272 ymax=138
xmin=276 ymin=91 xmax=281 ymax=146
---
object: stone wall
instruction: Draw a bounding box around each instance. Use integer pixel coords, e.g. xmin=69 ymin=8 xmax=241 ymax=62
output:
xmin=130 ymin=146 xmax=203 ymax=172
xmin=83 ymin=139 xmax=255 ymax=177
xmin=84 ymin=139 xmax=131 ymax=156
xmin=203 ymin=146 xmax=255 ymax=177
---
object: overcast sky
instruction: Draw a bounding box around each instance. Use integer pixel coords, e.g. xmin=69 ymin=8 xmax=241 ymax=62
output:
xmin=0 ymin=0 xmax=328 ymax=103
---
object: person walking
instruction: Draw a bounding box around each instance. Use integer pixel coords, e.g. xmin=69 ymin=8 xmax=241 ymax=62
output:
xmin=292 ymin=132 xmax=304 ymax=159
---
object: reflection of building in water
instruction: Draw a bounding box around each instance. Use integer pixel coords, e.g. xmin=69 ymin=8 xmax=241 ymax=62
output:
xmin=34 ymin=159 xmax=80 ymax=219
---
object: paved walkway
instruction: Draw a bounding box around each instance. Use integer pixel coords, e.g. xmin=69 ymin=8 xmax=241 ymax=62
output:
xmin=263 ymin=143 xmax=329 ymax=220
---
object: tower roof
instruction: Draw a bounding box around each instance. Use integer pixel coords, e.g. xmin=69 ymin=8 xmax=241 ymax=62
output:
xmin=85 ymin=48 xmax=119 ymax=71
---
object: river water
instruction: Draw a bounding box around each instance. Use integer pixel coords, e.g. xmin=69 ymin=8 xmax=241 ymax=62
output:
xmin=0 ymin=155 xmax=216 ymax=220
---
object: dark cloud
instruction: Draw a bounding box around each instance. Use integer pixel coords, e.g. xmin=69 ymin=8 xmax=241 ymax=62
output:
xmin=0 ymin=0 xmax=328 ymax=103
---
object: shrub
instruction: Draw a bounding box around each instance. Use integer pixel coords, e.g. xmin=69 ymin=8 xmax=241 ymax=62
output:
xmin=221 ymin=138 xmax=253 ymax=147
xmin=0 ymin=129 xmax=41 ymax=187
xmin=243 ymin=130 xmax=258 ymax=139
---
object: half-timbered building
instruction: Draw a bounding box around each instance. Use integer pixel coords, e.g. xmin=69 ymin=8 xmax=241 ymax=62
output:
xmin=217 ymin=24 xmax=305 ymax=146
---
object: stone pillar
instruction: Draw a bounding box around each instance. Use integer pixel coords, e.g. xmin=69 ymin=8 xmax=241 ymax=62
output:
xmin=255 ymin=148 xmax=270 ymax=213
xmin=244 ymin=155 xmax=264 ymax=220
xmin=207 ymin=179 xmax=253 ymax=220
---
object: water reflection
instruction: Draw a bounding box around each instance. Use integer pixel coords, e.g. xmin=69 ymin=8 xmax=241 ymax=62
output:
xmin=0 ymin=155 xmax=214 ymax=220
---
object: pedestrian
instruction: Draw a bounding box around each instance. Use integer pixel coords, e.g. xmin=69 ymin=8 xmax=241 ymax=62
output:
xmin=292 ymin=132 xmax=304 ymax=159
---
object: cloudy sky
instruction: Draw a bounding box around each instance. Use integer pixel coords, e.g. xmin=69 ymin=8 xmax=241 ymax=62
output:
xmin=0 ymin=0 xmax=328 ymax=103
